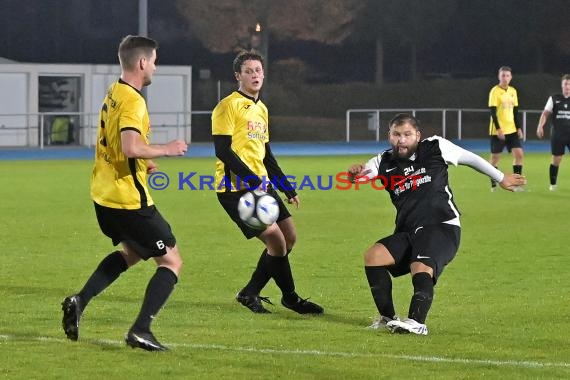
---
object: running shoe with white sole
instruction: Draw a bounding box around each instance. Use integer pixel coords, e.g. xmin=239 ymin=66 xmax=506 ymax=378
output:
xmin=387 ymin=318 xmax=428 ymax=335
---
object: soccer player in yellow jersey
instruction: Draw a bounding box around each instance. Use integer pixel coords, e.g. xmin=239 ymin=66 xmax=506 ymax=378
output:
xmin=488 ymin=66 xmax=524 ymax=191
xmin=212 ymin=51 xmax=323 ymax=315
xmin=61 ymin=35 xmax=188 ymax=351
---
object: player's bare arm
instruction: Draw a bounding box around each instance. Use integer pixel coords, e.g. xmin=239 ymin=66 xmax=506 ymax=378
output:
xmin=121 ymin=129 xmax=188 ymax=158
xmin=536 ymin=110 xmax=551 ymax=139
xmin=146 ymin=159 xmax=158 ymax=173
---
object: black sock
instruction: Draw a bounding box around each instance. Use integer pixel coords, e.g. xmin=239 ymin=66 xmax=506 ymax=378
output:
xmin=77 ymin=251 xmax=128 ymax=309
xmin=265 ymin=253 xmax=297 ymax=303
xmin=408 ymin=272 xmax=434 ymax=324
xmin=242 ymin=249 xmax=272 ymax=295
xmin=550 ymin=164 xmax=559 ymax=185
xmin=491 ymin=166 xmax=498 ymax=187
xmin=132 ymin=267 xmax=178 ymax=333
xmin=513 ymin=165 xmax=522 ymax=175
xmin=365 ymin=266 xmax=396 ymax=318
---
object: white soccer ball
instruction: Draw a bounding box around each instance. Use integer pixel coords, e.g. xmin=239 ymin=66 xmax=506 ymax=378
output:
xmin=237 ymin=190 xmax=280 ymax=230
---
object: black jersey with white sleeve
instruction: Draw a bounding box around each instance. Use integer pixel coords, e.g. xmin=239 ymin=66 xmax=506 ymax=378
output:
xmin=360 ymin=136 xmax=503 ymax=232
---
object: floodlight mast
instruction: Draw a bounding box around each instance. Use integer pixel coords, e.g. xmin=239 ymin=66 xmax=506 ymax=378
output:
xmin=138 ymin=0 xmax=148 ymax=37
xmin=139 ymin=0 xmax=148 ymax=98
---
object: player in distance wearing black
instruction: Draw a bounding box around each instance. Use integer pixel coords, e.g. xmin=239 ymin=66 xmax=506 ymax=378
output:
xmin=536 ymin=74 xmax=570 ymax=191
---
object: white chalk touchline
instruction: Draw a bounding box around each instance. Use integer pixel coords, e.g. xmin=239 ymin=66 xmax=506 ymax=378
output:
xmin=1 ymin=334 xmax=568 ymax=369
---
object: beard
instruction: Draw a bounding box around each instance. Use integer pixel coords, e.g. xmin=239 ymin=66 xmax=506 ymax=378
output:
xmin=392 ymin=144 xmax=417 ymax=160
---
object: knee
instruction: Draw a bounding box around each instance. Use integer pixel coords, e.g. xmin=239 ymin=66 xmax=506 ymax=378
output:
xmin=285 ymin=232 xmax=297 ymax=251
xmin=364 ymin=244 xmax=394 ymax=267
xmin=270 ymin=246 xmax=288 ymax=257
xmin=157 ymin=247 xmax=183 ymax=275
xmin=165 ymin=260 xmax=183 ymax=277
xmin=364 ymin=249 xmax=383 ymax=267
xmin=119 ymin=249 xmax=140 ymax=267
xmin=265 ymin=237 xmax=288 ymax=257
xmin=173 ymin=257 xmax=183 ymax=272
xmin=363 ymin=250 xmax=374 ymax=265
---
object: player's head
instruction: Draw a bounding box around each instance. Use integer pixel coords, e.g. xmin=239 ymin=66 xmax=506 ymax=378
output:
xmin=497 ymin=66 xmax=512 ymax=87
xmin=561 ymin=74 xmax=570 ymax=97
xmin=388 ymin=113 xmax=421 ymax=159
xmin=118 ymin=35 xmax=158 ymax=86
xmin=233 ymin=50 xmax=265 ymax=98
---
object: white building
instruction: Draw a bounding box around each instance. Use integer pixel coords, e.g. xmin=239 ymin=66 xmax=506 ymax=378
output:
xmin=0 ymin=61 xmax=192 ymax=147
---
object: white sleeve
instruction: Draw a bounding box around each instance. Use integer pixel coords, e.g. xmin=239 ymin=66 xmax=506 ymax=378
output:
xmin=356 ymin=154 xmax=381 ymax=182
xmin=436 ymin=136 xmax=504 ymax=183
xmin=544 ymin=96 xmax=553 ymax=112
xmin=433 ymin=136 xmax=463 ymax=166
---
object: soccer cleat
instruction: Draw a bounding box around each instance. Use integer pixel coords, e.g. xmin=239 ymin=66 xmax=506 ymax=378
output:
xmin=367 ymin=315 xmax=399 ymax=332
xmin=549 ymin=185 xmax=557 ymax=191
xmin=387 ymin=318 xmax=428 ymax=335
xmin=61 ymin=295 xmax=83 ymax=341
xmin=490 ymin=186 xmax=497 ymax=192
xmin=236 ymin=291 xmax=273 ymax=313
xmin=125 ymin=330 xmax=168 ymax=352
xmin=281 ymin=296 xmax=324 ymax=315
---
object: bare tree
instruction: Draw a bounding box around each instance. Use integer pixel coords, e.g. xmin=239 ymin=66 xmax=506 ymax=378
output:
xmin=176 ymin=0 xmax=361 ymax=52
xmin=353 ymin=0 xmax=457 ymax=84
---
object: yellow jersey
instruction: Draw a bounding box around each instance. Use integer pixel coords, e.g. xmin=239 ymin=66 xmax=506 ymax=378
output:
xmin=488 ymin=85 xmax=519 ymax=135
xmin=91 ymin=79 xmax=154 ymax=209
xmin=212 ymin=91 xmax=269 ymax=192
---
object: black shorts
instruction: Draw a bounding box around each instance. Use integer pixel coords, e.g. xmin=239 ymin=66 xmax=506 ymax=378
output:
xmin=377 ymin=223 xmax=461 ymax=283
xmin=217 ymin=187 xmax=291 ymax=239
xmin=490 ymin=132 xmax=522 ymax=153
xmin=551 ymin=132 xmax=570 ymax=156
xmin=94 ymin=202 xmax=176 ymax=260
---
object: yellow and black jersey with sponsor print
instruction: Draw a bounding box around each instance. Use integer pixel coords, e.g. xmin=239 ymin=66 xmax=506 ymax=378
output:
xmin=488 ymin=85 xmax=519 ymax=135
xmin=212 ymin=91 xmax=269 ymax=192
xmin=91 ymin=79 xmax=154 ymax=209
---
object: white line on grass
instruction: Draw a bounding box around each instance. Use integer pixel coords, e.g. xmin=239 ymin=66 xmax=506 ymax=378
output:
xmin=1 ymin=334 xmax=569 ymax=370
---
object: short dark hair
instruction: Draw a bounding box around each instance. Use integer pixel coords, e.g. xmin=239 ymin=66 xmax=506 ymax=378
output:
xmin=389 ymin=113 xmax=420 ymax=130
xmin=498 ymin=66 xmax=512 ymax=73
xmin=118 ymin=35 xmax=158 ymax=70
xmin=233 ymin=50 xmax=264 ymax=73
xmin=561 ymin=74 xmax=570 ymax=81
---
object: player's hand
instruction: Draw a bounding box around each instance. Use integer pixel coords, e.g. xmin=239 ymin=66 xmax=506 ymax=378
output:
xmin=497 ymin=130 xmax=505 ymax=140
xmin=517 ymin=128 xmax=524 ymax=139
xmin=536 ymin=127 xmax=544 ymax=139
xmin=146 ymin=159 xmax=158 ymax=173
xmin=165 ymin=139 xmax=188 ymax=156
xmin=285 ymin=195 xmax=300 ymax=209
xmin=499 ymin=173 xmax=527 ymax=191
xmin=348 ymin=164 xmax=365 ymax=176
xmin=348 ymin=164 xmax=371 ymax=183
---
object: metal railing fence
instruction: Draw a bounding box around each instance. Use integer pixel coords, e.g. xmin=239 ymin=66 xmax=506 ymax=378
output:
xmin=0 ymin=111 xmax=200 ymax=148
xmin=345 ymin=108 xmax=543 ymax=142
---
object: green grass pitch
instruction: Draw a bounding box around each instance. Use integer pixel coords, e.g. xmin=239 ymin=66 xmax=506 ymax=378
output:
xmin=0 ymin=153 xmax=569 ymax=379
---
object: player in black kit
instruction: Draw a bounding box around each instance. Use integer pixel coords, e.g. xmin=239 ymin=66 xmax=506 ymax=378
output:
xmin=348 ymin=113 xmax=526 ymax=335
xmin=536 ymin=74 xmax=570 ymax=191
